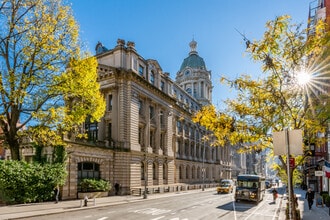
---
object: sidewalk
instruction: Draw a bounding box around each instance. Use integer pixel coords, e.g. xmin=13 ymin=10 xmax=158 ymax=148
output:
xmin=0 ymin=188 xmax=214 ymax=220
xmin=278 ymin=188 xmax=330 ymax=220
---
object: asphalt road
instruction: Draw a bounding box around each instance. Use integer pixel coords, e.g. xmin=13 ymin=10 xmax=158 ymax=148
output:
xmin=24 ymin=188 xmax=283 ymax=220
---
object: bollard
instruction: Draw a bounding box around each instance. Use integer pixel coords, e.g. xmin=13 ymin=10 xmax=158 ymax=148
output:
xmin=84 ymin=195 xmax=88 ymax=207
xmin=93 ymin=198 xmax=96 ymax=206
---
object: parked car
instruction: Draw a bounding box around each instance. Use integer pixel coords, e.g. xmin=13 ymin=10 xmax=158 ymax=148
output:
xmin=217 ymin=179 xmax=234 ymax=194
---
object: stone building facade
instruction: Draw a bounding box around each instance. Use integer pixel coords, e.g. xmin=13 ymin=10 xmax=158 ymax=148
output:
xmin=60 ymin=39 xmax=233 ymax=199
xmin=4 ymin=39 xmax=233 ymax=199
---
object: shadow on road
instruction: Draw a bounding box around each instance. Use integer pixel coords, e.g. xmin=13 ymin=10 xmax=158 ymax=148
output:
xmin=216 ymin=201 xmax=255 ymax=212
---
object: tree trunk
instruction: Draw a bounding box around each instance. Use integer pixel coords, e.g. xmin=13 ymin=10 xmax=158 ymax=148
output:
xmin=289 ymin=168 xmax=297 ymax=220
xmin=8 ymin=137 xmax=21 ymax=161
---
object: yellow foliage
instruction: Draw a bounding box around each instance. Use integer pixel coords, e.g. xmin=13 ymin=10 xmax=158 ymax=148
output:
xmin=194 ymin=16 xmax=329 ymax=165
xmin=0 ymin=0 xmax=105 ymax=159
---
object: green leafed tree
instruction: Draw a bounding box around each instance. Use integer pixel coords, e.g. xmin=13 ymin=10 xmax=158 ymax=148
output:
xmin=0 ymin=0 xmax=106 ymax=160
xmin=193 ymin=15 xmax=329 ymax=209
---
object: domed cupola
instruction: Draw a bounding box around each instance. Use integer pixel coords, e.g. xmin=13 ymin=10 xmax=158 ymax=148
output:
xmin=179 ymin=39 xmax=206 ymax=71
xmin=176 ymin=40 xmax=212 ymax=106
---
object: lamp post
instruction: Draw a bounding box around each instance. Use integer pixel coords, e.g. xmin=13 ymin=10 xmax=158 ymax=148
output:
xmin=143 ymin=152 xmax=148 ymax=199
xmin=202 ymin=145 xmax=205 ymax=191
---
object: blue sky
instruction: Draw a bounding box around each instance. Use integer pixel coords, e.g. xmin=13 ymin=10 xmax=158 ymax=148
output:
xmin=70 ymin=0 xmax=311 ymax=109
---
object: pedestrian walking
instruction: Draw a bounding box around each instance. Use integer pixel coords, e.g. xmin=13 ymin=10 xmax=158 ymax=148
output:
xmin=272 ymin=187 xmax=278 ymax=203
xmin=54 ymin=185 xmax=59 ymax=203
xmin=305 ymin=188 xmax=314 ymax=210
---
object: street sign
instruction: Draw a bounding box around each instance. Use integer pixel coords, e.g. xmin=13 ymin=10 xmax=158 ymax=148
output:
xmin=289 ymin=157 xmax=295 ymax=168
xmin=273 ymin=129 xmax=303 ymax=155
xmin=315 ymin=171 xmax=323 ymax=176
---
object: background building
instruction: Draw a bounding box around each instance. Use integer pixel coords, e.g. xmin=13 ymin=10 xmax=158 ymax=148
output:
xmin=303 ymin=0 xmax=330 ymax=192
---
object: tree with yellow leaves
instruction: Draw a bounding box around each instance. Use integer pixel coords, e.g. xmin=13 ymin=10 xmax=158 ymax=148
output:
xmin=193 ymin=15 xmax=329 ymax=215
xmin=0 ymin=0 xmax=105 ymax=160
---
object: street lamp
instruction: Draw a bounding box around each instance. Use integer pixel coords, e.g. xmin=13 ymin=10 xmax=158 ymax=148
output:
xmin=202 ymin=145 xmax=205 ymax=191
xmin=143 ymin=154 xmax=148 ymax=199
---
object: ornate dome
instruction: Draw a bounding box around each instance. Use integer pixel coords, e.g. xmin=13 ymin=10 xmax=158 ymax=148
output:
xmin=179 ymin=40 xmax=206 ymax=71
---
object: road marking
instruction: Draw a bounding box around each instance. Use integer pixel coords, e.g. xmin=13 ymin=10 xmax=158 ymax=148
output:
xmin=131 ymin=208 xmax=171 ymax=215
xmin=232 ymin=197 xmax=237 ymax=220
xmin=151 ymin=216 xmax=165 ymax=220
xmin=97 ymin=217 xmax=108 ymax=220
xmin=243 ymin=201 xmax=264 ymax=220
xmin=167 ymin=218 xmax=188 ymax=220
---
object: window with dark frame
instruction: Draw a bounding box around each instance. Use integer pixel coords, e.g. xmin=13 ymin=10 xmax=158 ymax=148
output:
xmin=85 ymin=117 xmax=98 ymax=142
xmin=108 ymin=94 xmax=112 ymax=111
xmin=139 ymin=65 xmax=144 ymax=76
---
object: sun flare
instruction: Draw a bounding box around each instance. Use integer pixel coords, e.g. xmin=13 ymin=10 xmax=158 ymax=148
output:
xmin=297 ymin=71 xmax=311 ymax=86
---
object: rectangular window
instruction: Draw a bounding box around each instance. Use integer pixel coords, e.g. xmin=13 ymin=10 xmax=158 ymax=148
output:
xmin=177 ymin=121 xmax=182 ymax=133
xmin=160 ymin=111 xmax=164 ymax=126
xmin=150 ymin=130 xmax=154 ymax=148
xmin=150 ymin=72 xmax=155 ymax=85
xmin=108 ymin=94 xmax=113 ymax=111
xmin=149 ymin=106 xmax=154 ymax=120
xmin=138 ymin=100 xmax=143 ymax=114
xmin=139 ymin=65 xmax=144 ymax=76
xmin=184 ymin=124 xmax=189 ymax=134
xmin=85 ymin=120 xmax=98 ymax=142
xmin=133 ymin=58 xmax=137 ymax=70
xmin=160 ymin=133 xmax=165 ymax=150
xmin=160 ymin=81 xmax=165 ymax=91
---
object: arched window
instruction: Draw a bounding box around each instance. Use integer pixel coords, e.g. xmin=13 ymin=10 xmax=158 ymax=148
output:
xmin=197 ymin=167 xmax=201 ymax=179
xmin=153 ymin=163 xmax=158 ymax=180
xmin=192 ymin=166 xmax=196 ymax=179
xmin=180 ymin=165 xmax=184 ymax=179
xmin=206 ymin=167 xmax=210 ymax=178
xmin=78 ymin=162 xmax=100 ymax=180
xmin=78 ymin=162 xmax=100 ymax=192
xmin=186 ymin=166 xmax=190 ymax=179
xmin=185 ymin=142 xmax=189 ymax=156
xmin=163 ymin=163 xmax=167 ymax=180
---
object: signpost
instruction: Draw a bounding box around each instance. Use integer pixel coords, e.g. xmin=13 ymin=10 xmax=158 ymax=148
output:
xmin=315 ymin=171 xmax=323 ymax=177
xmin=273 ymin=129 xmax=303 ymax=220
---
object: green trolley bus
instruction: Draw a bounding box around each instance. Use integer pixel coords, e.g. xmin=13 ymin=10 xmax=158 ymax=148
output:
xmin=235 ymin=174 xmax=266 ymax=203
